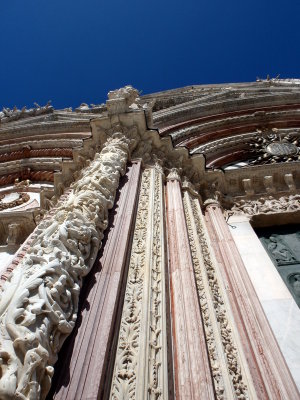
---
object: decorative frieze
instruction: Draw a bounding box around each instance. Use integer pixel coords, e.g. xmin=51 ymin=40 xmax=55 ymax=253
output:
xmin=109 ymin=167 xmax=168 ymax=399
xmin=183 ymin=189 xmax=249 ymax=399
xmin=0 ymin=127 xmax=137 ymax=399
xmin=229 ymin=193 xmax=300 ymax=216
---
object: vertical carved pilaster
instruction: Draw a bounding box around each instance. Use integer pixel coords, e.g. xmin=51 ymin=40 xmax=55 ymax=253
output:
xmin=109 ymin=167 xmax=168 ymax=399
xmin=166 ymin=173 xmax=214 ymax=399
xmin=182 ymin=188 xmax=251 ymax=399
xmin=205 ymin=201 xmax=300 ymax=399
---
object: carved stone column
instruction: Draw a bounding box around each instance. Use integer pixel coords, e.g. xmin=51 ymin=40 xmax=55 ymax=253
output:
xmin=109 ymin=166 xmax=169 ymax=399
xmin=205 ymin=200 xmax=300 ymax=399
xmin=165 ymin=171 xmax=214 ymax=399
xmin=0 ymin=127 xmax=138 ymax=400
xmin=182 ymin=185 xmax=252 ymax=399
xmin=50 ymin=161 xmax=142 ymax=399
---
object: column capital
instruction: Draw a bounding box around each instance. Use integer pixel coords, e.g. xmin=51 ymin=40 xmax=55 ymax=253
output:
xmin=166 ymin=167 xmax=182 ymax=183
xmin=203 ymin=197 xmax=222 ymax=210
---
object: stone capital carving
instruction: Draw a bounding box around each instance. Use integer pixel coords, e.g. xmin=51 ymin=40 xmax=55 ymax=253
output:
xmin=166 ymin=167 xmax=182 ymax=182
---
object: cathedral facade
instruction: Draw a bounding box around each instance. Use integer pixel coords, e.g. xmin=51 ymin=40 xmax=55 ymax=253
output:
xmin=0 ymin=80 xmax=299 ymax=399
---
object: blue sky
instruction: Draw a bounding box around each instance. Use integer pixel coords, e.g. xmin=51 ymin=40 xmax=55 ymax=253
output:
xmin=1 ymin=0 xmax=299 ymax=110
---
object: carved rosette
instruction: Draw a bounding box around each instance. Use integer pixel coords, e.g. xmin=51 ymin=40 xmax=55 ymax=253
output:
xmin=109 ymin=167 xmax=168 ymax=400
xmin=182 ymin=188 xmax=249 ymax=399
xmin=0 ymin=129 xmax=136 ymax=399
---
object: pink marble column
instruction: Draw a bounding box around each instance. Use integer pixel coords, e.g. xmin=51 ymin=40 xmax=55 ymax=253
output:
xmin=166 ymin=175 xmax=214 ymax=400
xmin=50 ymin=161 xmax=141 ymax=400
xmin=205 ymin=200 xmax=300 ymax=399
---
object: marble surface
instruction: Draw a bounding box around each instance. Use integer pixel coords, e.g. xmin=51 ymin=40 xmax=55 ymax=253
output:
xmin=229 ymin=215 xmax=300 ymax=390
xmin=0 ymin=251 xmax=15 ymax=275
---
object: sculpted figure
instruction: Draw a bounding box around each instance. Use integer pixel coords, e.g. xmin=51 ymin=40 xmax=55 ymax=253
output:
xmin=230 ymin=193 xmax=300 ymax=216
xmin=267 ymin=236 xmax=296 ymax=264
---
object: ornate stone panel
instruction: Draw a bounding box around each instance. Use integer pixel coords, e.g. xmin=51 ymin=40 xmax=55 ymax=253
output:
xmin=229 ymin=194 xmax=300 ymax=216
xmin=109 ymin=167 xmax=168 ymax=400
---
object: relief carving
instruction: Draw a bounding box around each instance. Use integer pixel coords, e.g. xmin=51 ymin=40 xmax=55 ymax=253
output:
xmin=229 ymin=194 xmax=300 ymax=216
xmin=0 ymin=126 xmax=137 ymax=399
xmin=249 ymin=130 xmax=300 ymax=165
xmin=110 ymin=168 xmax=168 ymax=399
xmin=183 ymin=188 xmax=249 ymax=399
xmin=110 ymin=169 xmax=150 ymax=399
xmin=267 ymin=235 xmax=297 ymax=266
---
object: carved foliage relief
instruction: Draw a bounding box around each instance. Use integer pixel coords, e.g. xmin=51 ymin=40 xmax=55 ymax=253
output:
xmin=229 ymin=194 xmax=300 ymax=216
xmin=110 ymin=167 xmax=168 ymax=400
xmin=0 ymin=133 xmax=131 ymax=399
xmin=183 ymin=190 xmax=249 ymax=399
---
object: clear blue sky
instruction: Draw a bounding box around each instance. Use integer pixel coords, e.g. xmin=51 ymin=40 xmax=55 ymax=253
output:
xmin=1 ymin=0 xmax=299 ymax=110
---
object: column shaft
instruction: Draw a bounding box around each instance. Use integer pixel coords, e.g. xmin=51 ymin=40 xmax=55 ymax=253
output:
xmin=52 ymin=161 xmax=141 ymax=399
xmin=166 ymin=179 xmax=214 ymax=399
